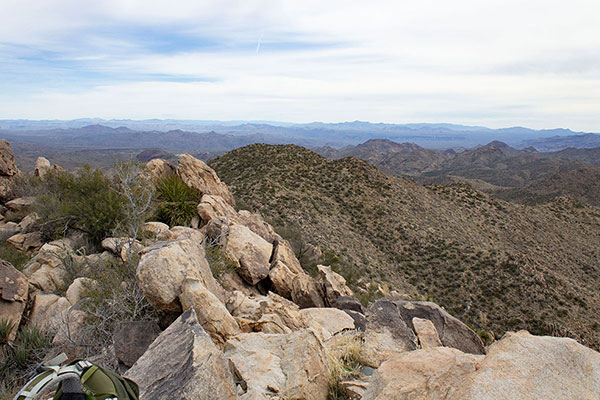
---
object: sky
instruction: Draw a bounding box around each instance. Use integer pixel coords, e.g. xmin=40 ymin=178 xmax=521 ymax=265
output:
xmin=0 ymin=0 xmax=599 ymax=130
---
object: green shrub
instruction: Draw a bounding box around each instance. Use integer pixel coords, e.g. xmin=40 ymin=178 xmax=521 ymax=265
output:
xmin=154 ymin=175 xmax=201 ymax=226
xmin=35 ymin=165 xmax=126 ymax=245
xmin=206 ymin=245 xmax=237 ymax=280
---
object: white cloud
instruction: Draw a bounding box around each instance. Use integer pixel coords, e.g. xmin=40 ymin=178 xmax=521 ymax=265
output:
xmin=0 ymin=0 xmax=599 ymax=130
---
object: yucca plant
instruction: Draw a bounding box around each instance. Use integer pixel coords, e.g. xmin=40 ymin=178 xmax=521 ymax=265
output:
xmin=154 ymin=175 xmax=202 ymax=226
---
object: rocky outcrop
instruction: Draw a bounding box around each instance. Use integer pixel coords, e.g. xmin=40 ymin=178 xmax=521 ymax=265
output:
xmin=5 ymin=197 xmax=35 ymax=214
xmin=33 ymin=157 xmax=63 ymax=180
xmin=394 ymin=300 xmax=485 ymax=355
xmin=300 ymin=307 xmax=355 ymax=339
xmin=413 ymin=317 xmax=443 ymax=349
xmin=363 ymin=347 xmax=483 ymax=400
xmin=145 ymin=158 xmax=176 ymax=182
xmin=34 ymin=157 xmax=52 ymax=179
xmin=317 ymin=265 xmax=353 ymax=307
xmin=291 ymin=273 xmax=325 ymax=308
xmin=137 ymin=237 xmax=223 ymax=312
xmin=23 ymin=240 xmax=75 ymax=291
xmin=113 ymin=321 xmax=161 ymax=368
xmin=180 ymin=279 xmax=240 ymax=343
xmin=197 ymin=194 xmax=238 ymax=225
xmin=0 ymin=260 xmax=28 ymax=340
xmin=448 ymin=331 xmax=600 ymax=400
xmin=225 ymin=224 xmax=272 ymax=286
xmin=362 ymin=300 xmax=418 ymax=366
xmin=225 ymin=329 xmax=330 ymax=400
xmin=0 ymin=221 xmax=20 ymax=241
xmin=141 ymin=221 xmax=175 ymax=241
xmin=29 ymin=292 xmax=71 ymax=333
xmin=0 ymin=141 xmax=21 ymax=201
xmin=7 ymin=231 xmax=43 ymax=252
xmin=126 ymin=309 xmax=238 ymax=400
xmin=177 ymin=154 xmax=235 ymax=206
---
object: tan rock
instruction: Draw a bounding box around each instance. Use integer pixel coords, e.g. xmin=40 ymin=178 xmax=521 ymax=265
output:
xmin=29 ymin=292 xmax=71 ymax=333
xmin=145 ymin=158 xmax=176 ymax=182
xmin=394 ymin=300 xmax=485 ymax=355
xmin=0 ymin=140 xmax=19 ymax=176
xmin=448 ymin=331 xmax=600 ymax=400
xmin=291 ymin=273 xmax=325 ymax=308
xmin=180 ymin=279 xmax=240 ymax=344
xmin=413 ymin=317 xmax=443 ymax=349
xmin=237 ymin=210 xmax=277 ymax=243
xmin=219 ymin=271 xmax=262 ymax=297
xmin=141 ymin=221 xmax=175 ymax=241
xmin=5 ymin=197 xmax=35 ymax=214
xmin=126 ymin=309 xmax=238 ymax=400
xmin=197 ymin=194 xmax=238 ymax=225
xmin=137 ymin=238 xmax=223 ymax=312
xmin=170 ymin=225 xmax=205 ymax=242
xmin=271 ymin=237 xmax=303 ymax=274
xmin=300 ymin=307 xmax=355 ymax=339
xmin=65 ymin=277 xmax=95 ymax=305
xmin=0 ymin=260 xmax=29 ymax=340
xmin=17 ymin=213 xmax=39 ymax=233
xmin=317 ymin=265 xmax=353 ymax=307
xmin=7 ymin=232 xmax=43 ymax=252
xmin=0 ymin=221 xmax=20 ymax=241
xmin=27 ymin=263 xmax=69 ymax=292
xmin=363 ymin=347 xmax=483 ymax=400
xmin=225 ymin=329 xmax=330 ymax=400
xmin=225 ymin=224 xmax=272 ymax=285
xmin=269 ymin=261 xmax=296 ymax=299
xmin=34 ymin=157 xmax=52 ymax=179
xmin=177 ymin=153 xmax=234 ymax=205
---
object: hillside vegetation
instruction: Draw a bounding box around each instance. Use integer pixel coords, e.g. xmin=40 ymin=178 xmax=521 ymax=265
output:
xmin=211 ymin=144 xmax=600 ymax=349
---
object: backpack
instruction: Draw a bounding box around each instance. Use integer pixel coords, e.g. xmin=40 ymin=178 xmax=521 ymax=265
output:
xmin=12 ymin=354 xmax=139 ymax=400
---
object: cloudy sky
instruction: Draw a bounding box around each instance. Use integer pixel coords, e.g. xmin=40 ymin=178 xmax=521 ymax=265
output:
xmin=0 ymin=0 xmax=598 ymax=130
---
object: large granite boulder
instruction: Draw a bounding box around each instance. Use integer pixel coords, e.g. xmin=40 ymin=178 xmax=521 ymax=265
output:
xmin=225 ymin=224 xmax=272 ymax=286
xmin=177 ymin=154 xmax=235 ymax=206
xmin=363 ymin=347 xmax=483 ymax=400
xmin=291 ymin=274 xmax=325 ymax=309
xmin=300 ymin=307 xmax=356 ymax=339
xmin=448 ymin=331 xmax=600 ymax=400
xmin=113 ymin=321 xmax=161 ymax=368
xmin=28 ymin=292 xmax=71 ymax=333
xmin=394 ymin=300 xmax=485 ymax=355
xmin=0 ymin=141 xmax=21 ymax=201
xmin=317 ymin=265 xmax=353 ymax=307
xmin=362 ymin=300 xmax=418 ymax=366
xmin=225 ymin=329 xmax=330 ymax=400
xmin=180 ymin=278 xmax=240 ymax=343
xmin=145 ymin=158 xmax=176 ymax=182
xmin=126 ymin=309 xmax=238 ymax=400
xmin=136 ymin=238 xmax=223 ymax=312
xmin=197 ymin=194 xmax=238 ymax=226
xmin=0 ymin=260 xmax=28 ymax=340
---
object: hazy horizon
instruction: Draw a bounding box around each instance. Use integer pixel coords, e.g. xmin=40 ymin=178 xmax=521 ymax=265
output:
xmin=1 ymin=1 xmax=599 ymax=131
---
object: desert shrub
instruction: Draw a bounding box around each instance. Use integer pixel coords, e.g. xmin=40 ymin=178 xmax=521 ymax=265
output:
xmin=0 ymin=242 xmax=30 ymax=271
xmin=271 ymin=222 xmax=317 ymax=274
xmin=0 ymin=320 xmax=52 ymax=399
xmin=154 ymin=175 xmax=201 ymax=226
xmin=35 ymin=165 xmax=126 ymax=245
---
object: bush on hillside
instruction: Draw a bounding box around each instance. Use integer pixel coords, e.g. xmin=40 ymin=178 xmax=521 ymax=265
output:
xmin=153 ymin=174 xmax=201 ymax=227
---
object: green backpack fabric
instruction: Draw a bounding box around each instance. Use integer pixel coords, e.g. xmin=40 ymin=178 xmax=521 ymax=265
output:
xmin=13 ymin=355 xmax=139 ymax=400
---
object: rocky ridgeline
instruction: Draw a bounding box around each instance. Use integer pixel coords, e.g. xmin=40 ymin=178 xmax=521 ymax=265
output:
xmin=1 ymin=142 xmax=600 ymax=399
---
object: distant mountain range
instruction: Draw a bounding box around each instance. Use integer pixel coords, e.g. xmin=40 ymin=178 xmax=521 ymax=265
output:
xmin=1 ymin=119 xmax=598 ymax=150
xmin=315 ymin=139 xmax=600 ymax=207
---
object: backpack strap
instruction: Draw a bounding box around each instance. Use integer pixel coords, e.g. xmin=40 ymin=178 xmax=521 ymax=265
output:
xmin=12 ymin=360 xmax=92 ymax=400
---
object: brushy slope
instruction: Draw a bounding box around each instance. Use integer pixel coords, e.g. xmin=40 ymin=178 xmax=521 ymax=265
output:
xmin=211 ymin=144 xmax=600 ymax=349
